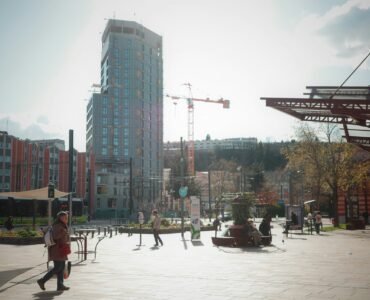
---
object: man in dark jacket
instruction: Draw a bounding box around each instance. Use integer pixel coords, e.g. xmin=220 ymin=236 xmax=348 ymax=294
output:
xmin=37 ymin=211 xmax=71 ymax=291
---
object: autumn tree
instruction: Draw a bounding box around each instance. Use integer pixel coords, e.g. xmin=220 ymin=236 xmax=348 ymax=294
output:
xmin=284 ymin=123 xmax=369 ymax=225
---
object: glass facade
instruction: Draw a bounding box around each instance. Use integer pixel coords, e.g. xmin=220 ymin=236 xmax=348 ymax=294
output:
xmin=86 ymin=20 xmax=163 ymax=218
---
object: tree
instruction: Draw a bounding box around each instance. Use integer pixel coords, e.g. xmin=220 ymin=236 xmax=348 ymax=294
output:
xmin=232 ymin=193 xmax=255 ymax=225
xmin=209 ymin=159 xmax=239 ymax=200
xmin=282 ymin=124 xmax=326 ymax=207
xmin=284 ymin=123 xmax=370 ymax=225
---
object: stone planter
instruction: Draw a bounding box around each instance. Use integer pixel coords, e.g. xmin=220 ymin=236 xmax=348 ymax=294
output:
xmin=229 ymin=225 xmax=250 ymax=247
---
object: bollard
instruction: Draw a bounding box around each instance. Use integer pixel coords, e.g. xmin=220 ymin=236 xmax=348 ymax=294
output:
xmin=104 ymin=227 xmax=107 ymax=236
xmin=98 ymin=227 xmax=101 ymax=235
xmin=110 ymin=228 xmax=113 ymax=238
xmin=92 ymin=231 xmax=95 ymax=238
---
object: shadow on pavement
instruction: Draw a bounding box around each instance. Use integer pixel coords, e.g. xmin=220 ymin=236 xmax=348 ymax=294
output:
xmin=0 ymin=268 xmax=32 ymax=289
xmin=215 ymin=246 xmax=276 ymax=254
xmin=132 ymin=245 xmax=148 ymax=251
xmin=32 ymin=291 xmax=63 ymax=299
xmin=181 ymin=238 xmax=191 ymax=250
xmin=0 ymin=270 xmax=44 ymax=294
xmin=71 ymin=262 xmax=88 ymax=267
xmin=284 ymin=236 xmax=308 ymax=240
xmin=214 ymin=241 xmax=288 ymax=254
xmin=191 ymin=241 xmax=204 ymax=246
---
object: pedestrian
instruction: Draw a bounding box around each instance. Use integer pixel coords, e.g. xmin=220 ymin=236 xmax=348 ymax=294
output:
xmin=244 ymin=218 xmax=262 ymax=246
xmin=291 ymin=211 xmax=298 ymax=225
xmin=152 ymin=210 xmax=163 ymax=247
xmin=213 ymin=217 xmax=220 ymax=237
xmin=362 ymin=211 xmax=369 ymax=225
xmin=315 ymin=211 xmax=322 ymax=234
xmin=259 ymin=214 xmax=272 ymax=236
xmin=259 ymin=214 xmax=272 ymax=245
xmin=4 ymin=216 xmax=14 ymax=231
xmin=37 ymin=211 xmax=71 ymax=291
xmin=307 ymin=212 xmax=313 ymax=234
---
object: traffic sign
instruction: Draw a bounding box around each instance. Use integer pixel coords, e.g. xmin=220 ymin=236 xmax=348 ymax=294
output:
xmin=179 ymin=186 xmax=188 ymax=198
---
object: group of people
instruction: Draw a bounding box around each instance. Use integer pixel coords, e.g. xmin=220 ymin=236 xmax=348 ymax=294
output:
xmin=283 ymin=210 xmax=323 ymax=234
xmin=244 ymin=215 xmax=272 ymax=246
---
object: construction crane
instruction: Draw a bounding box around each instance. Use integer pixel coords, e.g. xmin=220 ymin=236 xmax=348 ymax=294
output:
xmin=166 ymin=87 xmax=230 ymax=177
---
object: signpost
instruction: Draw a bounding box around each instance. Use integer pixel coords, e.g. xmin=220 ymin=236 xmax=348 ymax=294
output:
xmin=179 ymin=186 xmax=188 ymax=238
xmin=190 ymin=197 xmax=201 ymax=240
xmin=48 ymin=182 xmax=55 ymax=226
xmin=137 ymin=211 xmax=145 ymax=247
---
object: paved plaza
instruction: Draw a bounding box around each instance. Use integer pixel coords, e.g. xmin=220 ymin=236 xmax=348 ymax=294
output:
xmin=1 ymin=220 xmax=370 ymax=300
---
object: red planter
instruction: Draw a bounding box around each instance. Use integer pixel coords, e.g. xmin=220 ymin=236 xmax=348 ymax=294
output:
xmin=229 ymin=225 xmax=251 ymax=247
xmin=347 ymin=219 xmax=365 ymax=230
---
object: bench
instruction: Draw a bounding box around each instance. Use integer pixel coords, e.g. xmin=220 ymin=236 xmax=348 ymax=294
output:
xmin=260 ymin=235 xmax=272 ymax=246
xmin=285 ymin=224 xmax=303 ymax=237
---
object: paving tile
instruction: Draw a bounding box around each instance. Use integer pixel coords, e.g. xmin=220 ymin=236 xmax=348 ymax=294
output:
xmin=1 ymin=221 xmax=370 ymax=299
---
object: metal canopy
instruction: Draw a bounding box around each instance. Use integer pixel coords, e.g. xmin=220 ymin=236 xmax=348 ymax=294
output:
xmin=261 ymin=86 xmax=370 ymax=151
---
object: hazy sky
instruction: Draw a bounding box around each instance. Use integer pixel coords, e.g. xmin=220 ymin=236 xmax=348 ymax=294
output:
xmin=0 ymin=0 xmax=369 ymax=151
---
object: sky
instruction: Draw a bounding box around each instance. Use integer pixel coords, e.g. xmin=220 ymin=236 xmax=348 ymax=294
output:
xmin=0 ymin=0 xmax=369 ymax=151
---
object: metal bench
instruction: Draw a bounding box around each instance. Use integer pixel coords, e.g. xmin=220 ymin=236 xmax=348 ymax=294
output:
xmin=285 ymin=224 xmax=303 ymax=237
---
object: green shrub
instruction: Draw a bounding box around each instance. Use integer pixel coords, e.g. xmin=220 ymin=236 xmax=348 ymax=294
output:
xmin=232 ymin=193 xmax=255 ymax=225
xmin=161 ymin=219 xmax=170 ymax=227
xmin=17 ymin=227 xmax=40 ymax=238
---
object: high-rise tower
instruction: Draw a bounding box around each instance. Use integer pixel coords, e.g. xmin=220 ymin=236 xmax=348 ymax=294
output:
xmin=86 ymin=20 xmax=163 ymax=218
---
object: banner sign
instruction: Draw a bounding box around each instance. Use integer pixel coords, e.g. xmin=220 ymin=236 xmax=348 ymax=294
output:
xmin=190 ymin=197 xmax=201 ymax=240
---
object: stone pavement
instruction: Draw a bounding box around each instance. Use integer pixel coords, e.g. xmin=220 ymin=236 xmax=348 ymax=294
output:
xmin=1 ymin=220 xmax=370 ymax=300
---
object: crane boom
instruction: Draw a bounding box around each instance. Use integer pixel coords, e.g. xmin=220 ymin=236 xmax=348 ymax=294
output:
xmin=166 ymin=95 xmax=230 ymax=108
xmin=166 ymin=93 xmax=230 ymax=176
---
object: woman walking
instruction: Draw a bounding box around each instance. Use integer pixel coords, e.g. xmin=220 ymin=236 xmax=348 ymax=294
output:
xmin=37 ymin=211 xmax=71 ymax=291
xmin=152 ymin=210 xmax=163 ymax=247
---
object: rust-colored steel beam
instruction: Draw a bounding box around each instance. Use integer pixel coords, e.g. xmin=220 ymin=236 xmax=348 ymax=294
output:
xmin=263 ymin=97 xmax=370 ymax=112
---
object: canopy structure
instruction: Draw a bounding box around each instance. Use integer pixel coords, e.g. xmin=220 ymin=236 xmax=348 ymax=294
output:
xmin=304 ymin=200 xmax=316 ymax=205
xmin=0 ymin=187 xmax=69 ymax=200
xmin=261 ymin=86 xmax=370 ymax=151
xmin=0 ymin=187 xmax=70 ymax=226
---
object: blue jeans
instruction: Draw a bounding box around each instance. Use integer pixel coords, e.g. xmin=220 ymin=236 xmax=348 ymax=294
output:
xmin=42 ymin=260 xmax=65 ymax=289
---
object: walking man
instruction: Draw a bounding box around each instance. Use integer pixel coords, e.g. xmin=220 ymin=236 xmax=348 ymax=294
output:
xmin=315 ymin=211 xmax=322 ymax=234
xmin=152 ymin=210 xmax=163 ymax=247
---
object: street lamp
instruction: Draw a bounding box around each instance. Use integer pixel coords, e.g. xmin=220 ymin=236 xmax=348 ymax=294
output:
xmin=297 ymin=170 xmax=305 ymax=206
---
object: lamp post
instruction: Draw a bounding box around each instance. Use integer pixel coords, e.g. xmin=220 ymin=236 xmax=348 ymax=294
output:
xmin=298 ymin=170 xmax=305 ymax=206
xmin=208 ymin=168 xmax=211 ymax=222
xmin=180 ymin=137 xmax=185 ymax=238
xmin=47 ymin=182 xmax=55 ymax=226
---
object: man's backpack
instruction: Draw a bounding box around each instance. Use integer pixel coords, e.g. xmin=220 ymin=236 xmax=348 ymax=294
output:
xmin=44 ymin=226 xmax=55 ymax=247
